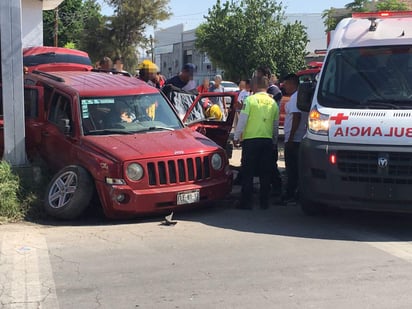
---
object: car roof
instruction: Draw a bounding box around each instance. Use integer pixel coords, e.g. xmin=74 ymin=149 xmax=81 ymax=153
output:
xmin=23 ymin=46 xmax=93 ymax=72
xmin=27 ymin=71 xmax=159 ymax=96
xmin=221 ymin=81 xmax=237 ymax=85
xmin=23 ymin=46 xmax=90 ymax=57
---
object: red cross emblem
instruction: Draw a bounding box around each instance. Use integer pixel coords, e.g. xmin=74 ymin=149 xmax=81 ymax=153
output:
xmin=330 ymin=113 xmax=349 ymax=125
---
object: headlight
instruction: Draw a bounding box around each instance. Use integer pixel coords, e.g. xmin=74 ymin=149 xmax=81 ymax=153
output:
xmin=308 ymin=107 xmax=329 ymax=136
xmin=126 ymin=163 xmax=144 ymax=181
xmin=211 ymin=153 xmax=223 ymax=170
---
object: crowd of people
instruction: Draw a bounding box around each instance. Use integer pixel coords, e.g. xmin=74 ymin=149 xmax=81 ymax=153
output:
xmin=96 ymin=55 xmax=308 ymax=209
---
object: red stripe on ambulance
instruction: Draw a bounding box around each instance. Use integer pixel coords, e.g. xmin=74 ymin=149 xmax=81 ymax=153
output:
xmin=334 ymin=127 xmax=412 ymax=138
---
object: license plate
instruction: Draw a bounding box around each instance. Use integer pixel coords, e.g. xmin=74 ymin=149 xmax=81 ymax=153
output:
xmin=177 ymin=190 xmax=200 ymax=205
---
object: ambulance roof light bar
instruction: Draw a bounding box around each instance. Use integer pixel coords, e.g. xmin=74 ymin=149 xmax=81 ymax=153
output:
xmin=352 ymin=11 xmax=412 ymax=32
xmin=352 ymin=11 xmax=412 ymax=19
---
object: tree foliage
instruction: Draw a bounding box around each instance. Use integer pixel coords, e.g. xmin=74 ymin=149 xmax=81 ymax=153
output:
xmin=195 ymin=0 xmax=308 ymax=81
xmin=43 ymin=0 xmax=171 ymax=71
xmin=345 ymin=0 xmax=370 ymax=12
xmin=376 ymin=0 xmax=408 ymax=11
xmin=103 ymin=0 xmax=171 ymax=71
xmin=43 ymin=0 xmax=86 ymax=47
xmin=77 ymin=0 xmax=108 ymax=63
xmin=323 ymin=0 xmax=409 ymax=33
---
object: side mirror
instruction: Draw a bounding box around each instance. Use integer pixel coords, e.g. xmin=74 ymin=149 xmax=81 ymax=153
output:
xmin=297 ymin=82 xmax=315 ymax=112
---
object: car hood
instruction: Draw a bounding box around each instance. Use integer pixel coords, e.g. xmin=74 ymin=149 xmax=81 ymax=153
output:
xmin=81 ymin=128 xmax=220 ymax=162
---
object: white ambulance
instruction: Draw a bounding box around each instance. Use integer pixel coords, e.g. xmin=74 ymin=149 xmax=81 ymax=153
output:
xmin=298 ymin=11 xmax=412 ymax=214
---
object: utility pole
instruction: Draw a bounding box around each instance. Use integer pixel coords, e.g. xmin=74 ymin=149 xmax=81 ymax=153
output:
xmin=150 ymin=35 xmax=154 ymax=62
xmin=54 ymin=7 xmax=58 ymax=47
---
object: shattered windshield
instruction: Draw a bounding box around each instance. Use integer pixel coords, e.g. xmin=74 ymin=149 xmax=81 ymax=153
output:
xmin=80 ymin=93 xmax=182 ymax=135
xmin=318 ymin=46 xmax=412 ymax=109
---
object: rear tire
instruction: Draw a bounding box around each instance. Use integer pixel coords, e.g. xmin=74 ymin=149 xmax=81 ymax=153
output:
xmin=44 ymin=165 xmax=94 ymax=220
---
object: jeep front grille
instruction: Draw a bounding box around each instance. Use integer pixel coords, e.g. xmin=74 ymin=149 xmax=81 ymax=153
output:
xmin=147 ymin=156 xmax=211 ymax=185
xmin=337 ymin=150 xmax=412 ymax=184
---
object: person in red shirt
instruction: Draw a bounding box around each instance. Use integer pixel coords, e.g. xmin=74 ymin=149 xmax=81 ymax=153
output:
xmin=197 ymin=77 xmax=210 ymax=93
xmin=156 ymin=72 xmax=165 ymax=88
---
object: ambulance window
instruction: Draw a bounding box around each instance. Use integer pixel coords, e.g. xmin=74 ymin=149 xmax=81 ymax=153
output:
xmin=318 ymin=47 xmax=412 ymax=108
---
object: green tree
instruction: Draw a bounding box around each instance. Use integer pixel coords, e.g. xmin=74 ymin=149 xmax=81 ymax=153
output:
xmin=103 ymin=0 xmax=171 ymax=71
xmin=322 ymin=8 xmax=350 ymax=33
xmin=77 ymin=0 xmax=108 ymax=63
xmin=345 ymin=0 xmax=370 ymax=12
xmin=376 ymin=0 xmax=408 ymax=11
xmin=43 ymin=0 xmax=85 ymax=47
xmin=195 ymin=0 xmax=308 ymax=81
xmin=322 ymin=0 xmax=409 ymax=34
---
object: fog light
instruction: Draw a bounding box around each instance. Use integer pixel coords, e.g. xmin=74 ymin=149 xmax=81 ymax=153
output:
xmin=116 ymin=193 xmax=126 ymax=203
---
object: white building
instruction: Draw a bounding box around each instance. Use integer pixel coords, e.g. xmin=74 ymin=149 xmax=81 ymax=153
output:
xmin=154 ymin=13 xmax=327 ymax=84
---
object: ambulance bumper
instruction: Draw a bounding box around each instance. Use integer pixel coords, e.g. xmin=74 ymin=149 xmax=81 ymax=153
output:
xmin=299 ymin=138 xmax=412 ymax=212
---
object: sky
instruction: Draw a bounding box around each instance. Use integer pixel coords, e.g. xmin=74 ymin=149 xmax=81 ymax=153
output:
xmin=99 ymin=0 xmax=351 ymax=31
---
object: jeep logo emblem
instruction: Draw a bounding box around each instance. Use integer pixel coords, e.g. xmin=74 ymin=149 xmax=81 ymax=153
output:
xmin=377 ymin=157 xmax=388 ymax=168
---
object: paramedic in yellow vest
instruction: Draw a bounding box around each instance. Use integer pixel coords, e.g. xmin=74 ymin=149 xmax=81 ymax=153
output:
xmin=233 ymin=75 xmax=279 ymax=209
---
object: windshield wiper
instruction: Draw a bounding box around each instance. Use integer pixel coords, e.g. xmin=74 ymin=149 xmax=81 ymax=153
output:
xmin=86 ymin=129 xmax=135 ymax=135
xmin=138 ymin=126 xmax=175 ymax=132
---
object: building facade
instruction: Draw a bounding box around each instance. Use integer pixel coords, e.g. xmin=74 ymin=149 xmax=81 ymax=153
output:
xmin=154 ymin=13 xmax=326 ymax=85
xmin=154 ymin=25 xmax=221 ymax=86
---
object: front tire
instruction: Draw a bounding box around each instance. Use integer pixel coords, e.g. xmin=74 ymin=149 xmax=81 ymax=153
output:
xmin=44 ymin=165 xmax=94 ymax=220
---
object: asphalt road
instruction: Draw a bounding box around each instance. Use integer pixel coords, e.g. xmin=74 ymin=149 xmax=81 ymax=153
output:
xmin=2 ymin=189 xmax=412 ymax=308
xmin=2 ymin=145 xmax=412 ymax=309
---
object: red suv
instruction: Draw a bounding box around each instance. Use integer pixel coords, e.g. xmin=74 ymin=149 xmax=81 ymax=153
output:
xmin=0 ymin=70 xmax=233 ymax=219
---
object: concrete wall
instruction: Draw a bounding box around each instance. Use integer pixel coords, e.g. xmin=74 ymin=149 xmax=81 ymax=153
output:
xmin=22 ymin=0 xmax=44 ymax=47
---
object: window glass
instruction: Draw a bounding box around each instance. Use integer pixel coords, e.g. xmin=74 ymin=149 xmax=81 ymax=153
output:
xmin=0 ymin=87 xmax=38 ymax=118
xmin=80 ymin=93 xmax=182 ymax=135
xmin=24 ymin=88 xmax=38 ymax=118
xmin=318 ymin=46 xmax=412 ymax=108
xmin=49 ymin=94 xmax=72 ymax=130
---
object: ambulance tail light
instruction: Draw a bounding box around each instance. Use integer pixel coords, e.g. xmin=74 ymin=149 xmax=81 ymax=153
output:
xmin=308 ymin=107 xmax=329 ymax=136
xmin=329 ymin=153 xmax=337 ymax=165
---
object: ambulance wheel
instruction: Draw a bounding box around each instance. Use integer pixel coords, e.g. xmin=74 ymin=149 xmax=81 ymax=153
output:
xmin=300 ymin=199 xmax=323 ymax=216
xmin=44 ymin=165 xmax=94 ymax=220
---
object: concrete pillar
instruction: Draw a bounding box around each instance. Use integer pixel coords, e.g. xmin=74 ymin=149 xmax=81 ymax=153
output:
xmin=0 ymin=0 xmax=28 ymax=166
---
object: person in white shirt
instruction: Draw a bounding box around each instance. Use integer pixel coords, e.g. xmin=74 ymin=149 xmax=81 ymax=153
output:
xmin=283 ymin=73 xmax=308 ymax=203
xmin=234 ymin=79 xmax=251 ymax=132
xmin=209 ymin=74 xmax=226 ymax=120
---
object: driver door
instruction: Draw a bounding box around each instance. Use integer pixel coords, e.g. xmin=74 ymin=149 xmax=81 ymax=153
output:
xmin=183 ymin=92 xmax=238 ymax=157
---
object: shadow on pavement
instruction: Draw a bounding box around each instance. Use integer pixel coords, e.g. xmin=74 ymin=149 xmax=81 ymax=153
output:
xmin=172 ymin=189 xmax=412 ymax=242
xmin=29 ymin=186 xmax=412 ymax=243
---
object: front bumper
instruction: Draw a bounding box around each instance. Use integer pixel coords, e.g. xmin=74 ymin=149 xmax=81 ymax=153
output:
xmin=299 ymin=138 xmax=412 ymax=213
xmin=95 ymin=173 xmax=233 ymax=218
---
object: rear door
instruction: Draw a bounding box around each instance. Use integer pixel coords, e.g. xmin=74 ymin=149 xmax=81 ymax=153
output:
xmin=39 ymin=91 xmax=76 ymax=170
xmin=0 ymin=85 xmax=44 ymax=158
xmin=24 ymin=86 xmax=45 ymax=158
